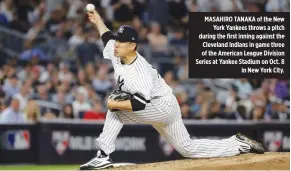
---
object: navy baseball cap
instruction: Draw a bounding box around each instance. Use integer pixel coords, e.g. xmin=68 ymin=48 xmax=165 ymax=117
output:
xmin=112 ymin=25 xmax=138 ymax=43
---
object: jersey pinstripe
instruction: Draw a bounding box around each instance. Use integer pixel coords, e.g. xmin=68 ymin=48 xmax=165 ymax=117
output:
xmin=96 ymin=38 xmax=248 ymax=158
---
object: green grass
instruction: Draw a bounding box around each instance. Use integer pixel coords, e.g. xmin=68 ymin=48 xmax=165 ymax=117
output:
xmin=0 ymin=165 xmax=79 ymax=170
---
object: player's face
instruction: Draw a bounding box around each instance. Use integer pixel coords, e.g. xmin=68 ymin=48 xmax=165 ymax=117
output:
xmin=114 ymin=40 xmax=136 ymax=57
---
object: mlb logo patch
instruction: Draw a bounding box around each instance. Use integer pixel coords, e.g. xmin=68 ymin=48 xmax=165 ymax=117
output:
xmin=5 ymin=130 xmax=30 ymax=150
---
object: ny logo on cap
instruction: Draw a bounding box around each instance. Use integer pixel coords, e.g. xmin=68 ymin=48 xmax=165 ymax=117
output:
xmin=118 ymin=27 xmax=124 ymax=33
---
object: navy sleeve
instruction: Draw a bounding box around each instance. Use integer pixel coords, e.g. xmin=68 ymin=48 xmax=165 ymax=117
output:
xmin=130 ymin=93 xmax=149 ymax=111
xmin=130 ymin=98 xmax=146 ymax=111
xmin=101 ymin=31 xmax=114 ymax=46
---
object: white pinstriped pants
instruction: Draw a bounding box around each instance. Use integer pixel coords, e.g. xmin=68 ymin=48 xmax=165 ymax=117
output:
xmin=96 ymin=94 xmax=240 ymax=158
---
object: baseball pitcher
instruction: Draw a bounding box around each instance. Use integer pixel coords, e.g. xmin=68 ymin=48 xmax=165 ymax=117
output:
xmin=80 ymin=10 xmax=265 ymax=170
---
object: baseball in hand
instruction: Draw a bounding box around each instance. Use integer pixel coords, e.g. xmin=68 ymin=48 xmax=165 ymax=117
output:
xmin=86 ymin=4 xmax=95 ymax=12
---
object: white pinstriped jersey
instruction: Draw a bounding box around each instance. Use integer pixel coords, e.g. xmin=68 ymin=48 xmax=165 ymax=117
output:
xmin=97 ymin=37 xmax=244 ymax=159
xmin=103 ymin=40 xmax=172 ymax=101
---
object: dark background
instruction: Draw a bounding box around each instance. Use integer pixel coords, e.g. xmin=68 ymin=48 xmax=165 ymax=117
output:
xmin=189 ymin=12 xmax=290 ymax=78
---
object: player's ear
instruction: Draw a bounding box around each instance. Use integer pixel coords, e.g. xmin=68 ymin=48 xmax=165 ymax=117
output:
xmin=131 ymin=43 xmax=137 ymax=51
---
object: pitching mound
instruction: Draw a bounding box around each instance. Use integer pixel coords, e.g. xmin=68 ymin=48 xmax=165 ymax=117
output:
xmin=113 ymin=152 xmax=289 ymax=170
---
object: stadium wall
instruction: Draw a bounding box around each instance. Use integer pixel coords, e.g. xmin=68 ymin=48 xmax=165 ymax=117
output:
xmin=0 ymin=120 xmax=289 ymax=164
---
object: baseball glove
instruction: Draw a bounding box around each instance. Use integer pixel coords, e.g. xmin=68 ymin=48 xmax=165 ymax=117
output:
xmin=108 ymin=89 xmax=133 ymax=101
xmin=107 ymin=89 xmax=133 ymax=112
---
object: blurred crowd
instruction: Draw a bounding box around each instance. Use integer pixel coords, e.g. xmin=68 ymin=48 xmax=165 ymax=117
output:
xmin=0 ymin=0 xmax=289 ymax=123
xmin=0 ymin=59 xmax=289 ymax=123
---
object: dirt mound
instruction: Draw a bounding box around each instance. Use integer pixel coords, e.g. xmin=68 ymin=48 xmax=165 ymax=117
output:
xmin=113 ymin=152 xmax=289 ymax=170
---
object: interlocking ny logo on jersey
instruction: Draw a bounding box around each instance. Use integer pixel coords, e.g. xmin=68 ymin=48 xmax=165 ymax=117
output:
xmin=52 ymin=131 xmax=70 ymax=155
xmin=117 ymin=75 xmax=124 ymax=90
xmin=5 ymin=130 xmax=30 ymax=150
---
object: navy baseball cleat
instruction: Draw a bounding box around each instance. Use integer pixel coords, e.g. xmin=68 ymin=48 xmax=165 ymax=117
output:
xmin=80 ymin=150 xmax=113 ymax=170
xmin=235 ymin=133 xmax=265 ymax=154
